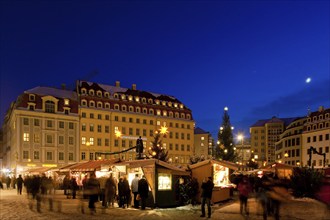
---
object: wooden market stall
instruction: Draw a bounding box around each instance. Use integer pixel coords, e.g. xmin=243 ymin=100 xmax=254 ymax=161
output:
xmin=261 ymin=162 xmax=296 ymax=179
xmin=113 ymin=159 xmax=190 ymax=208
xmin=188 ymin=159 xmax=239 ymax=203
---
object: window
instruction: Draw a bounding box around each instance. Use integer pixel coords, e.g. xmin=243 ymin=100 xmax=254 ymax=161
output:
xmin=45 ymin=100 xmax=55 ymax=113
xmin=136 ymin=118 xmax=140 ymax=124
xmin=105 ymin=115 xmax=110 ymax=120
xmin=97 ymin=125 xmax=102 ymax=132
xmin=90 ymin=124 xmax=94 ymax=132
xmin=59 ymin=121 xmax=64 ymax=129
xmin=46 ymin=135 xmax=53 ymax=144
xmin=82 ymin=137 xmax=86 ymax=144
xmin=97 ymin=101 xmax=102 ymax=108
xmin=82 ymin=112 xmax=86 ymax=118
xmin=59 ymin=152 xmax=64 ymax=161
xmin=115 ymin=116 xmax=119 ymax=121
xmin=326 ymin=147 xmax=329 ymax=153
xmin=34 ymin=119 xmax=40 ymax=126
xmin=90 ymin=153 xmax=94 ymax=160
xmin=181 ymin=145 xmax=185 ymax=151
xmin=59 ymin=136 xmax=64 ymax=145
xmin=68 ymin=152 xmax=73 ymax=161
xmin=69 ymin=122 xmax=74 ymax=129
xmin=82 ymin=123 xmax=86 ymax=131
xmin=69 ymin=136 xmax=74 ymax=145
xmin=47 ymin=120 xmax=53 ymax=128
xmin=89 ymin=137 xmax=94 ymax=146
xmin=105 ymin=126 xmax=109 ymax=133
xmin=90 ymin=113 xmax=94 ymax=119
xmin=105 ymin=139 xmax=109 ymax=146
xmin=29 ymin=94 xmax=35 ymax=101
xmin=46 ymin=152 xmax=53 ymax=160
xmin=97 ymin=138 xmax=102 ymax=146
xmin=23 ymin=133 xmax=30 ymax=142
xmin=23 ymin=151 xmax=29 ymax=159
xmin=23 ymin=118 xmax=29 ymax=125
xmin=64 ymin=99 xmax=69 ymax=105
xmin=34 ymin=134 xmax=40 ymax=143
xmin=81 ymin=152 xmax=86 ymax=160
xmin=34 ymin=151 xmax=40 ymax=160
xmin=158 ymin=173 xmax=172 ymax=190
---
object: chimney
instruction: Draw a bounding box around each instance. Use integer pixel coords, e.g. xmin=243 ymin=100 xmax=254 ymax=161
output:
xmin=115 ymin=81 xmax=120 ymax=87
xmin=318 ymin=106 xmax=324 ymax=112
xmin=132 ymin=84 xmax=136 ymax=90
xmin=61 ymin=83 xmax=66 ymax=90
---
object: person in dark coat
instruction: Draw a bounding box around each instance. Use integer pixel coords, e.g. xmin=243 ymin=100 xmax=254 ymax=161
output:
xmin=70 ymin=177 xmax=79 ymax=199
xmin=6 ymin=176 xmax=11 ymax=189
xmin=237 ymin=175 xmax=252 ymax=216
xmin=16 ymin=175 xmax=24 ymax=195
xmin=200 ymin=176 xmax=214 ymax=218
xmin=87 ymin=172 xmax=100 ymax=214
xmin=138 ymin=175 xmax=149 ymax=210
xmin=105 ymin=173 xmax=117 ymax=208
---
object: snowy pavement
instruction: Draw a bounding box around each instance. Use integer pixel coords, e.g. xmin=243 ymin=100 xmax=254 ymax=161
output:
xmin=0 ymin=189 xmax=329 ymax=220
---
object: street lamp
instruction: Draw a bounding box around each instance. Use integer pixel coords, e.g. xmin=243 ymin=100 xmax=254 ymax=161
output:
xmin=237 ymin=134 xmax=244 ymax=164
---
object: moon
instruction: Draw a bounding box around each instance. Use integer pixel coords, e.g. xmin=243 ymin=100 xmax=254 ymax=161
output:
xmin=306 ymin=77 xmax=311 ymax=83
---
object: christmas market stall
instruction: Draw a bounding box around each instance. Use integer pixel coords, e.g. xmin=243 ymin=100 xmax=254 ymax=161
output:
xmin=261 ymin=162 xmax=296 ymax=179
xmin=113 ymin=159 xmax=190 ymax=208
xmin=188 ymin=159 xmax=239 ymax=203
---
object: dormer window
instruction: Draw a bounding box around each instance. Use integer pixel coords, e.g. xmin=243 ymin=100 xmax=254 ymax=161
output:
xmin=81 ymin=100 xmax=87 ymax=106
xmin=186 ymin=114 xmax=191 ymax=120
xmin=148 ymin=99 xmax=153 ymax=104
xmin=129 ymin=106 xmax=134 ymax=112
xmin=105 ymin=103 xmax=110 ymax=109
xmin=180 ymin=104 xmax=184 ymax=109
xmin=114 ymin=104 xmax=119 ymax=110
xmin=142 ymin=98 xmax=146 ymax=103
xmin=319 ymin=115 xmax=323 ymax=120
xmin=122 ymin=105 xmax=127 ymax=111
xmin=174 ymin=103 xmax=178 ymax=108
xmin=128 ymin=96 xmax=133 ymax=101
xmin=97 ymin=91 xmax=102 ymax=97
xmin=155 ymin=100 xmax=160 ymax=105
xmin=89 ymin=101 xmax=95 ymax=107
xmin=45 ymin=100 xmax=55 ymax=113
xmin=325 ymin=113 xmax=329 ymax=119
xmin=169 ymin=112 xmax=173 ymax=117
xmin=135 ymin=97 xmax=140 ymax=102
xmin=64 ymin=99 xmax=70 ymax=105
xmin=97 ymin=102 xmax=103 ymax=108
xmin=136 ymin=107 xmax=141 ymax=113
xmin=143 ymin=108 xmax=147 ymax=114
xmin=89 ymin=90 xmax=94 ymax=96
xmin=181 ymin=113 xmax=185 ymax=119
xmin=121 ymin=94 xmax=126 ymax=100
xmin=29 ymin=94 xmax=35 ymax=101
xmin=162 ymin=101 xmax=166 ymax=106
xmin=104 ymin=92 xmax=110 ymax=98
xmin=149 ymin=109 xmax=154 ymax=115
xmin=168 ymin=102 xmax=172 ymax=107
xmin=114 ymin=93 xmax=119 ymax=99
xmin=163 ymin=111 xmax=167 ymax=116
xmin=81 ymin=88 xmax=87 ymax=95
xmin=157 ymin=110 xmax=161 ymax=116
xmin=313 ymin=116 xmax=317 ymax=121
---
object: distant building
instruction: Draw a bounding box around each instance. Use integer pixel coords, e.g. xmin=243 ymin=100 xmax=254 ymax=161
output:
xmin=275 ymin=117 xmax=306 ymax=166
xmin=193 ymin=127 xmax=214 ymax=159
xmin=235 ymin=137 xmax=251 ymax=165
xmin=250 ymin=117 xmax=300 ymax=166
xmin=302 ymin=106 xmax=330 ymax=168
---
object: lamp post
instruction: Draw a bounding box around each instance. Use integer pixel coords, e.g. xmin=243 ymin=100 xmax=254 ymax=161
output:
xmin=237 ymin=134 xmax=244 ymax=165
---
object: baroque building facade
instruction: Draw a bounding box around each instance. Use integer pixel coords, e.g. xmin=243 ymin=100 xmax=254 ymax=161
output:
xmin=193 ymin=127 xmax=214 ymax=159
xmin=1 ymin=80 xmax=195 ymax=175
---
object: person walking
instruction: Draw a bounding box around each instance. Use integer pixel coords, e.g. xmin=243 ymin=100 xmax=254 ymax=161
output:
xmin=237 ymin=175 xmax=252 ymax=216
xmin=200 ymin=176 xmax=214 ymax=218
xmin=6 ymin=176 xmax=11 ymax=189
xmin=87 ymin=172 xmax=100 ymax=214
xmin=138 ymin=175 xmax=149 ymax=210
xmin=70 ymin=177 xmax=79 ymax=199
xmin=131 ymin=174 xmax=140 ymax=208
xmin=16 ymin=175 xmax=24 ymax=195
xmin=105 ymin=173 xmax=117 ymax=208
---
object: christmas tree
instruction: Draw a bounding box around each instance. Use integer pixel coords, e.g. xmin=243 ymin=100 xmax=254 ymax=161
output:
xmin=216 ymin=107 xmax=237 ymax=162
xmin=148 ymin=130 xmax=169 ymax=162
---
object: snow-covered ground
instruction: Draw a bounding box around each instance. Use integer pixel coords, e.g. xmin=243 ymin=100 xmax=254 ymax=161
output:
xmin=0 ymin=189 xmax=329 ymax=220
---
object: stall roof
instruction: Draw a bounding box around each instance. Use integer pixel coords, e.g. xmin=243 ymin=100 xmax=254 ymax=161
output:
xmin=26 ymin=167 xmax=54 ymax=174
xmin=58 ymin=162 xmax=88 ymax=172
xmin=69 ymin=158 xmax=122 ymax=172
xmin=188 ymin=159 xmax=239 ymax=171
xmin=262 ymin=162 xmax=296 ymax=170
xmin=114 ymin=159 xmax=190 ymax=175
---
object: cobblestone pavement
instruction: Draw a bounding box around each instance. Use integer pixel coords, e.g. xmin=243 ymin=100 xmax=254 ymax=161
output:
xmin=0 ymin=189 xmax=329 ymax=220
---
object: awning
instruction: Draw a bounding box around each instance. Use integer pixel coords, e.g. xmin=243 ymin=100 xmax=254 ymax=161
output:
xmin=69 ymin=158 xmax=121 ymax=172
xmin=188 ymin=159 xmax=239 ymax=171
xmin=26 ymin=167 xmax=53 ymax=174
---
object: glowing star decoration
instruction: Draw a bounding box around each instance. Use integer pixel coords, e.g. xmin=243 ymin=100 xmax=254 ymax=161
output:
xmin=160 ymin=126 xmax=168 ymax=135
xmin=224 ymin=106 xmax=228 ymax=111
xmin=115 ymin=130 xmax=122 ymax=138
xmin=306 ymin=77 xmax=311 ymax=83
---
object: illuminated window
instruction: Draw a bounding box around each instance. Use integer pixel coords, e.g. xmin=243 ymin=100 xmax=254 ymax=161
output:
xmin=34 ymin=151 xmax=40 ymax=160
xmin=158 ymin=173 xmax=172 ymax=190
xmin=34 ymin=134 xmax=40 ymax=143
xmin=23 ymin=133 xmax=30 ymax=142
xmin=82 ymin=137 xmax=86 ymax=144
xmin=89 ymin=137 xmax=94 ymax=146
xmin=64 ymin=99 xmax=70 ymax=105
xmin=213 ymin=164 xmax=230 ymax=187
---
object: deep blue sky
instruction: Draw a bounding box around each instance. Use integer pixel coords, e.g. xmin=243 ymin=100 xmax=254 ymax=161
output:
xmin=1 ymin=0 xmax=329 ymax=138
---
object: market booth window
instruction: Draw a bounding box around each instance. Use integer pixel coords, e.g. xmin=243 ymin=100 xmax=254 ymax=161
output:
xmin=213 ymin=164 xmax=230 ymax=187
xmin=158 ymin=173 xmax=172 ymax=190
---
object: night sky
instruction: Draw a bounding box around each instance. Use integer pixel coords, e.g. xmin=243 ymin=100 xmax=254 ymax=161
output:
xmin=1 ymin=0 xmax=329 ymax=138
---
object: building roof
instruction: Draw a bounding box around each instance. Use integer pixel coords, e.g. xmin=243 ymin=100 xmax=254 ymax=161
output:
xmin=188 ymin=159 xmax=239 ymax=171
xmin=69 ymin=158 xmax=121 ymax=172
xmin=250 ymin=117 xmax=301 ymax=127
xmin=194 ymin=127 xmax=209 ymax=134
xmin=25 ymin=86 xmax=78 ymax=100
